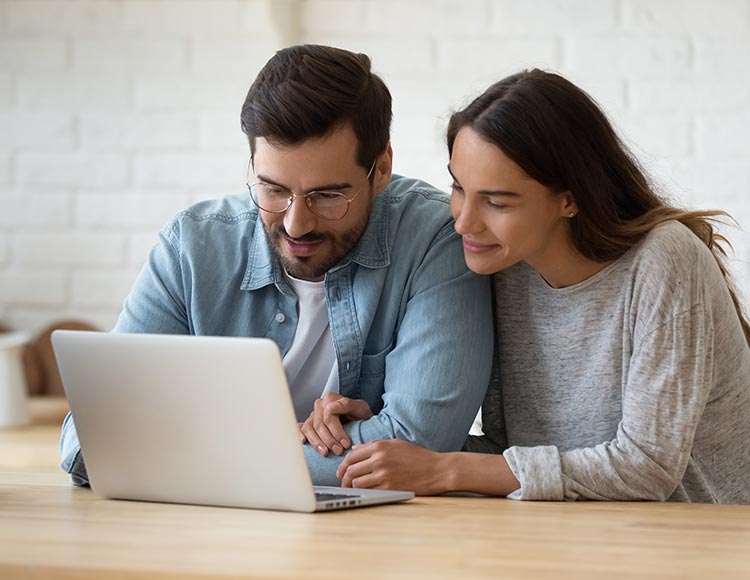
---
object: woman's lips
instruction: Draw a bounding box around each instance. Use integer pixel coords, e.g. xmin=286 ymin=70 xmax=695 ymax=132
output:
xmin=462 ymin=238 xmax=498 ymax=254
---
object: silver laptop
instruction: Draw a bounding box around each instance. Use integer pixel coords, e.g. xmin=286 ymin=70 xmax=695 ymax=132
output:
xmin=51 ymin=330 xmax=414 ymax=513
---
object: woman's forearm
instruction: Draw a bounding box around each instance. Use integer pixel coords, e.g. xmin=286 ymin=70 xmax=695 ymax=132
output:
xmin=442 ymin=451 xmax=521 ymax=496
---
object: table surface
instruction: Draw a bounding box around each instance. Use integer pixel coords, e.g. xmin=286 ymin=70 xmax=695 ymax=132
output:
xmin=1 ymin=398 xmax=749 ymax=580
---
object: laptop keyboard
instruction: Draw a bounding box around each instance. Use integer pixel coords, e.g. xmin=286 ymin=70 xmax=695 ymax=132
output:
xmin=315 ymin=492 xmax=362 ymax=502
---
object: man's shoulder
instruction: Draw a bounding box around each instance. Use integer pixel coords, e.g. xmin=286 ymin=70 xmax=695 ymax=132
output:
xmin=170 ymin=193 xmax=257 ymax=225
xmin=381 ymin=174 xmax=451 ymax=207
xmin=377 ymin=174 xmax=454 ymax=240
xmin=162 ymin=193 xmax=259 ymax=239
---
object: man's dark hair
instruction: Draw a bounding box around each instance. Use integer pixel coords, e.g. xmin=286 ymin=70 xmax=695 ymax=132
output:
xmin=241 ymin=44 xmax=392 ymax=172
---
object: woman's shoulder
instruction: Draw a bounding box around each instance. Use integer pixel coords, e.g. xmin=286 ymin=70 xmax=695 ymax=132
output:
xmin=637 ymin=220 xmax=709 ymax=258
xmin=627 ymin=220 xmax=726 ymax=316
xmin=630 ymin=220 xmax=717 ymax=278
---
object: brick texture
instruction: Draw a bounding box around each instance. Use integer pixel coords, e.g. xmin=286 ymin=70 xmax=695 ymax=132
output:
xmin=1 ymin=0 xmax=749 ymax=331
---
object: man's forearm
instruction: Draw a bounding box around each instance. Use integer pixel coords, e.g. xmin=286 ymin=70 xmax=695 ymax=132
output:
xmin=304 ymin=413 xmax=401 ymax=485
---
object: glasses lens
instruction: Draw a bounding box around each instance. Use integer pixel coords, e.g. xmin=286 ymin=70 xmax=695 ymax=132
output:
xmin=249 ymin=183 xmax=290 ymax=212
xmin=308 ymin=192 xmax=349 ymax=220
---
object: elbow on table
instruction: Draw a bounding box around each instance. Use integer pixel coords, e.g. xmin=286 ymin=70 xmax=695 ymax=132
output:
xmin=600 ymin=471 xmax=682 ymax=502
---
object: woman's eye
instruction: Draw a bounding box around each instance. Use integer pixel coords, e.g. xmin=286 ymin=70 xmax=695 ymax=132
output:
xmin=487 ymin=201 xmax=510 ymax=210
xmin=450 ymin=182 xmax=463 ymax=193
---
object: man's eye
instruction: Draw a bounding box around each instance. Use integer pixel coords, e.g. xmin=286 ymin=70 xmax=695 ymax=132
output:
xmin=450 ymin=182 xmax=464 ymax=194
xmin=487 ymin=201 xmax=510 ymax=210
xmin=313 ymin=192 xmax=344 ymax=201
xmin=263 ymin=185 xmax=288 ymax=197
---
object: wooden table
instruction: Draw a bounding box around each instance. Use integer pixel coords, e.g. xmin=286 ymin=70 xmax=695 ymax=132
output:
xmin=1 ymin=399 xmax=749 ymax=579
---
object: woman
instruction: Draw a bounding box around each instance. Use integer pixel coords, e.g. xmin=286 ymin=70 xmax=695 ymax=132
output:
xmin=333 ymin=69 xmax=750 ymax=503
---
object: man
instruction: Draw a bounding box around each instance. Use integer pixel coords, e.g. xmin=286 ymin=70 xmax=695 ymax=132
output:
xmin=60 ymin=45 xmax=493 ymax=486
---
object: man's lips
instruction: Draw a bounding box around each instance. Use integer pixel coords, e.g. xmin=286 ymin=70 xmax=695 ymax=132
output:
xmin=462 ymin=238 xmax=499 ymax=254
xmin=283 ymin=236 xmax=325 ymax=257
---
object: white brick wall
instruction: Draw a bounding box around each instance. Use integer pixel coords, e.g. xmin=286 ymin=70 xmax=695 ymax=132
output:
xmin=74 ymin=192 xmax=190 ymax=228
xmin=13 ymin=233 xmax=126 ymax=267
xmin=0 ymin=271 xmax=67 ymax=306
xmin=16 ymin=153 xmax=130 ymax=189
xmin=0 ymin=111 xmax=76 ymax=148
xmin=70 ymin=271 xmax=140 ymax=309
xmin=0 ymin=193 xmax=71 ymax=228
xmin=1 ymin=0 xmax=749 ymax=333
xmin=0 ymin=233 xmax=8 ymax=266
xmin=0 ymin=74 xmax=12 ymax=106
xmin=0 ymin=152 xmax=10 ymax=185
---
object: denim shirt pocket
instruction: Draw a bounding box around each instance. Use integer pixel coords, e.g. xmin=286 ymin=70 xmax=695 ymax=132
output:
xmin=357 ymin=343 xmax=392 ymax=414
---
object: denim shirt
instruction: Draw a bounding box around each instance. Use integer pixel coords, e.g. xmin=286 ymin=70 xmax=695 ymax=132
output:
xmin=60 ymin=174 xmax=494 ymax=486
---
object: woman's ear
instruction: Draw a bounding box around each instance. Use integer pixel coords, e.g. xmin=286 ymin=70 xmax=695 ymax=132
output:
xmin=373 ymin=143 xmax=393 ymax=194
xmin=560 ymin=191 xmax=578 ymax=218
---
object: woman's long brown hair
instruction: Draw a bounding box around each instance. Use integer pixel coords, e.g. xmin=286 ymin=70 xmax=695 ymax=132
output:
xmin=447 ymin=69 xmax=750 ymax=344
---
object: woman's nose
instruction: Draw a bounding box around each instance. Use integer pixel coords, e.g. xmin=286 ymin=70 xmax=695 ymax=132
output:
xmin=453 ymin=197 xmax=482 ymax=236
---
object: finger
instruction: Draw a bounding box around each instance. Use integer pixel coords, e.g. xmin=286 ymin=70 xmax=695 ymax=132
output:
xmin=331 ymin=398 xmax=372 ymax=421
xmin=336 ymin=445 xmax=378 ymax=479
xmin=300 ymin=420 xmax=329 ymax=457
xmin=322 ymin=406 xmax=350 ymax=450
xmin=321 ymin=392 xmax=344 ymax=404
xmin=350 ymin=472 xmax=385 ymax=490
xmin=297 ymin=422 xmax=307 ymax=444
xmin=313 ymin=413 xmax=344 ymax=456
xmin=347 ymin=398 xmax=374 ymax=420
xmin=341 ymin=457 xmax=377 ymax=488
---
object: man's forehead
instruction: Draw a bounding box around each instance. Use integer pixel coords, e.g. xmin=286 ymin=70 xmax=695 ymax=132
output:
xmin=252 ymin=131 xmax=361 ymax=175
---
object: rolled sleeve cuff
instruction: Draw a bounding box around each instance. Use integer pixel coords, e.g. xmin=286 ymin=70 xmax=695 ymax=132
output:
xmin=59 ymin=412 xmax=79 ymax=472
xmin=60 ymin=412 xmax=90 ymax=486
xmin=503 ymin=445 xmax=564 ymax=501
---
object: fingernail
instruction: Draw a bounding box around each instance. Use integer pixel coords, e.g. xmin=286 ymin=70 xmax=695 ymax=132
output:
xmin=317 ymin=445 xmax=327 ymax=456
xmin=332 ymin=444 xmax=343 ymax=455
xmin=340 ymin=438 xmax=349 ymax=448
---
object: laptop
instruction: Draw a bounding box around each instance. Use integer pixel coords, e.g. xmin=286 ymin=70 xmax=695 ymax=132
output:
xmin=51 ymin=330 xmax=414 ymax=513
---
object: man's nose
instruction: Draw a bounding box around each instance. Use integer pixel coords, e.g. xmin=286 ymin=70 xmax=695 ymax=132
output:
xmin=283 ymin=196 xmax=317 ymax=238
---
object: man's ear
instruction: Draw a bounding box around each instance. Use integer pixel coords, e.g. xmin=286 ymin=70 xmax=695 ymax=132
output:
xmin=373 ymin=143 xmax=393 ymax=194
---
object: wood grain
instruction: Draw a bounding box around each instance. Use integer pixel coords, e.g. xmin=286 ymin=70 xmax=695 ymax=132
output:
xmin=1 ymin=401 xmax=748 ymax=580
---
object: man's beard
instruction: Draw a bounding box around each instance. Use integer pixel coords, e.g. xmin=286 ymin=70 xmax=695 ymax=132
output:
xmin=265 ymin=199 xmax=373 ymax=281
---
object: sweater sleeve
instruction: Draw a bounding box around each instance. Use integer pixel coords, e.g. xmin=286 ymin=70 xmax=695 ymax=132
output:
xmin=504 ymin=304 xmax=715 ymax=501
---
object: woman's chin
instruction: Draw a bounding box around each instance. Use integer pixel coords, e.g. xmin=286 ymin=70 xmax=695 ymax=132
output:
xmin=464 ymin=254 xmax=517 ymax=276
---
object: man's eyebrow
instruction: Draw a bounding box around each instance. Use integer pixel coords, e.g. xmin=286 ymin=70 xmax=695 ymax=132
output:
xmin=447 ymin=165 xmax=522 ymax=198
xmin=254 ymin=174 xmax=353 ymax=193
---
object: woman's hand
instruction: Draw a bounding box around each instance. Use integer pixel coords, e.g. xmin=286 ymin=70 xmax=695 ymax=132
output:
xmin=299 ymin=393 xmax=373 ymax=456
xmin=336 ymin=439 xmax=451 ymax=495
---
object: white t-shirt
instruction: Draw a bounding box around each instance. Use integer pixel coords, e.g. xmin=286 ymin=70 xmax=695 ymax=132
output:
xmin=282 ymin=274 xmax=339 ymax=421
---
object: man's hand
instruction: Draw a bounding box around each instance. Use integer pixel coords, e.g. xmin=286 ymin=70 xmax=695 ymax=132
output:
xmin=299 ymin=393 xmax=373 ymax=456
xmin=335 ymin=439 xmax=449 ymax=495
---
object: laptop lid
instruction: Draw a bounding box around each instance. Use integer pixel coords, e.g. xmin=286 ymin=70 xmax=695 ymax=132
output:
xmin=53 ymin=330 xmax=413 ymax=512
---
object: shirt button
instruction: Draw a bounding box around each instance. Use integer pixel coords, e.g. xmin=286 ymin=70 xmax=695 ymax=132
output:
xmin=275 ymin=313 xmax=286 ymax=323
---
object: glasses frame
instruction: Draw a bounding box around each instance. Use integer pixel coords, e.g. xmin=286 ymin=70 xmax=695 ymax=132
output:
xmin=246 ymin=160 xmax=377 ymax=221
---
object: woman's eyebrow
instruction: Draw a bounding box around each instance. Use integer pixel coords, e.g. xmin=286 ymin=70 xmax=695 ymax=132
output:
xmin=447 ymin=165 xmax=521 ymax=197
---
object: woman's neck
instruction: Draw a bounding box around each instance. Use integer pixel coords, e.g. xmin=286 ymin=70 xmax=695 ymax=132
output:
xmin=528 ymin=235 xmax=613 ymax=289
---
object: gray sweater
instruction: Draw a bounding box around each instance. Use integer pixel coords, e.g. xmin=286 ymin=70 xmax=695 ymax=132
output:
xmin=465 ymin=221 xmax=750 ymax=503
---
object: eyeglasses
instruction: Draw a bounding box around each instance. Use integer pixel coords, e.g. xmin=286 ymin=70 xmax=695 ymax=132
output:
xmin=246 ymin=161 xmax=376 ymax=221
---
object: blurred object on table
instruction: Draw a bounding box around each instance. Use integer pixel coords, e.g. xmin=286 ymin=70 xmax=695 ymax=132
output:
xmin=29 ymin=321 xmax=101 ymax=397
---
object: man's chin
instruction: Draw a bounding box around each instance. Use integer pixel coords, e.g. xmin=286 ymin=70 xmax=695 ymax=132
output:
xmin=279 ymin=253 xmax=327 ymax=281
